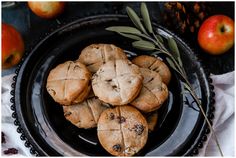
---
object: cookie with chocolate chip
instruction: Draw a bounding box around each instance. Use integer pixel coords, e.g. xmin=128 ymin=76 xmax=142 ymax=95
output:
xmin=92 ymin=59 xmax=143 ymax=105
xmin=78 ymin=44 xmax=127 ymax=73
xmin=63 ymin=92 xmax=108 ymax=129
xmin=132 ymin=55 xmax=171 ymax=85
xmin=97 ymin=105 xmax=148 ymax=156
xmin=46 ymin=61 xmax=91 ymax=105
xmin=131 ymin=68 xmax=168 ymax=112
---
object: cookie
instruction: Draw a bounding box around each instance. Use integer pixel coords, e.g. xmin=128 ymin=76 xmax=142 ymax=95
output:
xmin=132 ymin=55 xmax=171 ymax=85
xmin=145 ymin=111 xmax=158 ymax=132
xmin=97 ymin=105 xmax=148 ymax=156
xmin=78 ymin=44 xmax=127 ymax=73
xmin=72 ymin=84 xmax=91 ymax=104
xmin=130 ymin=68 xmax=168 ymax=113
xmin=46 ymin=61 xmax=91 ymax=105
xmin=63 ymin=92 xmax=108 ymax=129
xmin=92 ymin=59 xmax=143 ymax=105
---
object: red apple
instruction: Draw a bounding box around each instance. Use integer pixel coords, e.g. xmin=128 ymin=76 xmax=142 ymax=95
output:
xmin=28 ymin=2 xmax=65 ymax=19
xmin=198 ymin=15 xmax=234 ymax=55
xmin=2 ymin=23 xmax=25 ymax=69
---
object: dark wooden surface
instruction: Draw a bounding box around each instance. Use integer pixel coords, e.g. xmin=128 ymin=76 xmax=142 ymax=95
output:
xmin=2 ymin=2 xmax=234 ymax=76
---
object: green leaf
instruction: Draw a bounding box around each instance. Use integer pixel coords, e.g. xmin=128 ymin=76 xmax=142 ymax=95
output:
xmin=106 ymin=26 xmax=142 ymax=34
xmin=132 ymin=40 xmax=155 ymax=51
xmin=167 ymin=37 xmax=183 ymax=66
xmin=141 ymin=3 xmax=153 ymax=33
xmin=166 ymin=57 xmax=175 ymax=69
xmin=156 ymin=35 xmax=163 ymax=43
xmin=166 ymin=57 xmax=182 ymax=75
xmin=117 ymin=32 xmax=142 ymax=41
xmin=126 ymin=6 xmax=148 ymax=35
xmin=183 ymin=82 xmax=191 ymax=91
xmin=167 ymin=37 xmax=179 ymax=58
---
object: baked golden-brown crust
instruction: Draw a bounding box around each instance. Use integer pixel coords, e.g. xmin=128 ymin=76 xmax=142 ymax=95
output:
xmin=78 ymin=44 xmax=127 ymax=73
xmin=63 ymin=92 xmax=108 ymax=129
xmin=46 ymin=61 xmax=91 ymax=105
xmin=97 ymin=105 xmax=148 ymax=156
xmin=72 ymin=84 xmax=91 ymax=104
xmin=92 ymin=59 xmax=143 ymax=105
xmin=132 ymin=55 xmax=171 ymax=85
xmin=130 ymin=68 xmax=169 ymax=113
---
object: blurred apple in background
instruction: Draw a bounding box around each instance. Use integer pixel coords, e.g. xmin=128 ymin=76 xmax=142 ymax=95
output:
xmin=2 ymin=23 xmax=25 ymax=69
xmin=198 ymin=15 xmax=234 ymax=55
xmin=28 ymin=1 xmax=65 ymax=19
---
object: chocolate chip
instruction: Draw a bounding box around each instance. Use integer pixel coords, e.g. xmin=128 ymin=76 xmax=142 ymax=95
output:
xmin=4 ymin=148 xmax=18 ymax=155
xmin=117 ymin=116 xmax=126 ymax=123
xmin=109 ymin=113 xmax=115 ymax=120
xmin=112 ymin=85 xmax=120 ymax=92
xmin=112 ymin=85 xmax=117 ymax=89
xmin=106 ymin=79 xmax=112 ymax=82
xmin=134 ymin=124 xmax=144 ymax=135
xmin=2 ymin=132 xmax=6 ymax=144
xmin=113 ymin=144 xmax=122 ymax=152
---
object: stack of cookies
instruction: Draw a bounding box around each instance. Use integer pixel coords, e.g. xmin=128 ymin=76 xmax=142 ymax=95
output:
xmin=46 ymin=44 xmax=171 ymax=156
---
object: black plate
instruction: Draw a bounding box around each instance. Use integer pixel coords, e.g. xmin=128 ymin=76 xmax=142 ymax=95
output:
xmin=11 ymin=15 xmax=215 ymax=156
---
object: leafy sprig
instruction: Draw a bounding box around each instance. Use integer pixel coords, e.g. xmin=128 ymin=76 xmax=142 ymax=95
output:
xmin=106 ymin=3 xmax=223 ymax=156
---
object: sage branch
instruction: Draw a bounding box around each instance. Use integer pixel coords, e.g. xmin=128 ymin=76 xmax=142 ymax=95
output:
xmin=106 ymin=2 xmax=223 ymax=156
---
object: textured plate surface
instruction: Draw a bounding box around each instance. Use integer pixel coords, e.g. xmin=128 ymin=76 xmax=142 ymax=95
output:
xmin=12 ymin=15 xmax=214 ymax=156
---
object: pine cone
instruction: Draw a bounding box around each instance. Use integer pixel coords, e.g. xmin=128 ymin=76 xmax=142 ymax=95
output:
xmin=162 ymin=2 xmax=212 ymax=34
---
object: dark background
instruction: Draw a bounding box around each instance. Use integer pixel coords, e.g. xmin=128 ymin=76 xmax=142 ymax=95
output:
xmin=2 ymin=2 xmax=235 ymax=76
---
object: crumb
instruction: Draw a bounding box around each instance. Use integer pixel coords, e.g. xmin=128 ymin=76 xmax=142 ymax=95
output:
xmin=3 ymin=148 xmax=18 ymax=155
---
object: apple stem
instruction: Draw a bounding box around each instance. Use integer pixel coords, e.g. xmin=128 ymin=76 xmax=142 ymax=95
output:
xmin=220 ymin=26 xmax=225 ymax=33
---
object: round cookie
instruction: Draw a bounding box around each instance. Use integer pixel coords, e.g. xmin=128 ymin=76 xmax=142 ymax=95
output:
xmin=130 ymin=68 xmax=168 ymax=113
xmin=63 ymin=92 xmax=108 ymax=129
xmin=46 ymin=61 xmax=91 ymax=105
xmin=78 ymin=44 xmax=127 ymax=73
xmin=97 ymin=105 xmax=148 ymax=156
xmin=92 ymin=59 xmax=143 ymax=105
xmin=132 ymin=55 xmax=171 ymax=85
